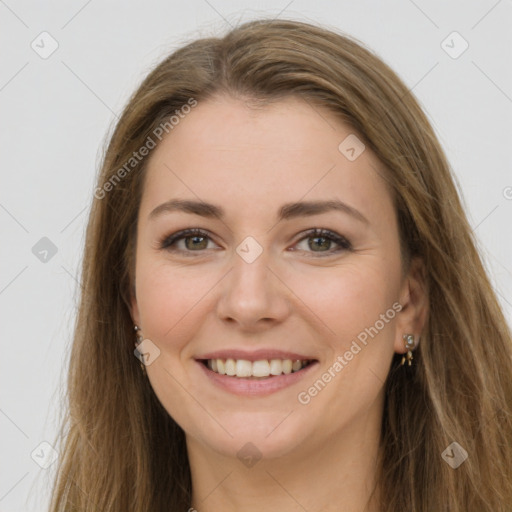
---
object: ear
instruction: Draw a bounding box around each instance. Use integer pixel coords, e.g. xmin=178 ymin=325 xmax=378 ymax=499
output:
xmin=394 ymin=256 xmax=429 ymax=354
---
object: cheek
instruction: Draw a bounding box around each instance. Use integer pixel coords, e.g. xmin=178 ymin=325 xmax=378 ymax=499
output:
xmin=293 ymin=263 xmax=399 ymax=399
xmin=289 ymin=259 xmax=400 ymax=345
xmin=135 ymin=260 xmax=208 ymax=344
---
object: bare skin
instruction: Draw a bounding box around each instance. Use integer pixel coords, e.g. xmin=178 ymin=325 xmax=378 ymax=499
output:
xmin=130 ymin=94 xmax=428 ymax=511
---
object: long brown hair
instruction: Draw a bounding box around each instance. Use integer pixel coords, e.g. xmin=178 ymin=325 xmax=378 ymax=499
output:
xmin=48 ymin=18 xmax=512 ymax=511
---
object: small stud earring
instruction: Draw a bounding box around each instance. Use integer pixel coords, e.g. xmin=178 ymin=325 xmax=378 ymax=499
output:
xmin=400 ymin=334 xmax=415 ymax=366
xmin=134 ymin=325 xmax=147 ymax=375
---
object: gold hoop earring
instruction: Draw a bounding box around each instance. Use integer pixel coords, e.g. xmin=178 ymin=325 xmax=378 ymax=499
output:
xmin=134 ymin=325 xmax=147 ymax=376
xmin=400 ymin=334 xmax=415 ymax=366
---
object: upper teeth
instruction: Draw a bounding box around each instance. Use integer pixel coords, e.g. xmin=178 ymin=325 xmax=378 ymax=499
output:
xmin=207 ymin=358 xmax=311 ymax=377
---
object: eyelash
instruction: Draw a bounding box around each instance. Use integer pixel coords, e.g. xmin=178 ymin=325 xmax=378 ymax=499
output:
xmin=158 ymin=228 xmax=352 ymax=257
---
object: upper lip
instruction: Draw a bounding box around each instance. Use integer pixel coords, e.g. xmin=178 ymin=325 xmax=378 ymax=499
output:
xmin=196 ymin=349 xmax=317 ymax=362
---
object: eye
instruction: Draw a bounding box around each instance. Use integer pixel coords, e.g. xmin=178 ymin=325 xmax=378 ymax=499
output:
xmin=158 ymin=227 xmax=352 ymax=256
xmin=292 ymin=228 xmax=352 ymax=256
xmin=159 ymin=228 xmax=216 ymax=253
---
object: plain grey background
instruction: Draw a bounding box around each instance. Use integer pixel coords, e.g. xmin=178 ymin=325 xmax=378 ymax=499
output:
xmin=1 ymin=1 xmax=511 ymax=510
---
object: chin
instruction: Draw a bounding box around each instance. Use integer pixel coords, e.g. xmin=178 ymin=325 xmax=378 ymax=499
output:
xmin=186 ymin=408 xmax=317 ymax=462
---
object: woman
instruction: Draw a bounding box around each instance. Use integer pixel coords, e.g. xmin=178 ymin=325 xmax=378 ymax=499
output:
xmin=48 ymin=18 xmax=512 ymax=512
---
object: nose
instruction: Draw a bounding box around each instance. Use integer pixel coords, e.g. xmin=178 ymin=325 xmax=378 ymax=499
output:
xmin=216 ymin=247 xmax=291 ymax=332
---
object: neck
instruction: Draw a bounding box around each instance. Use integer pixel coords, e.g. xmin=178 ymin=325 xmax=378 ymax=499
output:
xmin=187 ymin=398 xmax=383 ymax=512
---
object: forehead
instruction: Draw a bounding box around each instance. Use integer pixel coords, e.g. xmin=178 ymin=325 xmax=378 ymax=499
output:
xmin=139 ymin=95 xmax=395 ymax=229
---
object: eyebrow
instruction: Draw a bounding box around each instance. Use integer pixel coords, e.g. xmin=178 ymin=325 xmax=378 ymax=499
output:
xmin=148 ymin=198 xmax=369 ymax=225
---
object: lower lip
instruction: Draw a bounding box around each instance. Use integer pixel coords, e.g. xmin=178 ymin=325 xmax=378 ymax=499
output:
xmin=196 ymin=360 xmax=319 ymax=397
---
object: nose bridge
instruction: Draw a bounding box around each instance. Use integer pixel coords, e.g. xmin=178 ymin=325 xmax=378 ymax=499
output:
xmin=216 ymin=238 xmax=290 ymax=328
xmin=232 ymin=242 xmax=271 ymax=292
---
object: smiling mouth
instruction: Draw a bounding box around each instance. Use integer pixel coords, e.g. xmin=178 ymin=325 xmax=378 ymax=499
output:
xmin=199 ymin=358 xmax=317 ymax=379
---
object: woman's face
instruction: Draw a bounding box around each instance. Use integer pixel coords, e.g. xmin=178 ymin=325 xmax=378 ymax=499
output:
xmin=131 ymin=94 xmax=423 ymax=461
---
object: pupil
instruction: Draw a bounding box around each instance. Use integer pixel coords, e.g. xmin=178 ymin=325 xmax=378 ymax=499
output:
xmin=186 ymin=236 xmax=206 ymax=250
xmin=310 ymin=237 xmax=330 ymax=251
